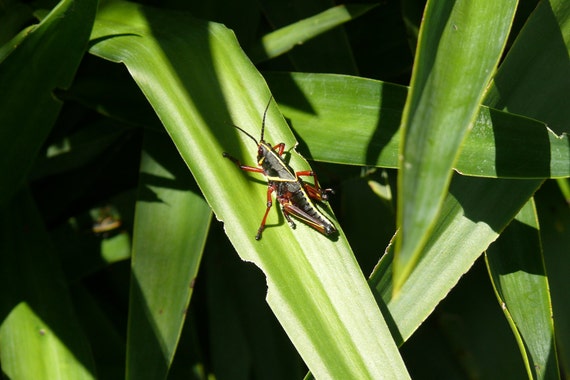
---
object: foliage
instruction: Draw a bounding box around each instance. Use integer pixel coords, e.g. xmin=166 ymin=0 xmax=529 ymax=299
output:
xmin=0 ymin=0 xmax=568 ymax=379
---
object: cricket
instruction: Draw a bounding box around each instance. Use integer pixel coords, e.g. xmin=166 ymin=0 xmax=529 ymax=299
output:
xmin=222 ymin=96 xmax=338 ymax=240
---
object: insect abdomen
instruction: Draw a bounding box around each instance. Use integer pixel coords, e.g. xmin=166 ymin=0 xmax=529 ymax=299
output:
xmin=288 ymin=188 xmax=337 ymax=235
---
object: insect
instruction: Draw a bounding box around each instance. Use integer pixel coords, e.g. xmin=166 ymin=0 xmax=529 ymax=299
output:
xmin=222 ymin=97 xmax=338 ymax=240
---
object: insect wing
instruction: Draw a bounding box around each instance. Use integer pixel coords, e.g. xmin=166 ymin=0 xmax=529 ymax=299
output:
xmin=282 ymin=201 xmax=337 ymax=236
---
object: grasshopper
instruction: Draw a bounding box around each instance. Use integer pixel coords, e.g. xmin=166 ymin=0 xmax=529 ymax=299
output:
xmin=223 ymin=97 xmax=337 ymax=240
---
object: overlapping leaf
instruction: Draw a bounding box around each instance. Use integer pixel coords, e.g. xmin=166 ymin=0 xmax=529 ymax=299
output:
xmin=395 ymin=0 xmax=518 ymax=292
xmin=89 ymin=1 xmax=409 ymax=378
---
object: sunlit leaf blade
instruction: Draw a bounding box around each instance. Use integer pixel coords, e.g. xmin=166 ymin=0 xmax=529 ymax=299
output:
xmin=486 ymin=200 xmax=558 ymax=380
xmin=127 ymin=132 xmax=211 ymax=379
xmin=266 ymin=72 xmax=406 ymax=167
xmin=395 ymin=0 xmax=518 ymax=292
xmin=267 ymin=72 xmax=570 ymax=178
xmin=0 ymin=189 xmax=95 ymax=379
xmin=260 ymin=0 xmax=358 ymax=73
xmin=90 ymin=1 xmax=409 ymax=378
xmin=249 ymin=4 xmax=376 ymax=63
xmin=65 ymin=70 xmax=570 ymax=179
xmin=556 ymin=178 xmax=570 ymax=202
xmin=370 ymin=175 xmax=540 ymax=345
xmin=483 ymin=0 xmax=569 ymax=375
xmin=0 ymin=0 xmax=97 ymax=205
xmin=370 ymin=0 xmax=569 ymax=361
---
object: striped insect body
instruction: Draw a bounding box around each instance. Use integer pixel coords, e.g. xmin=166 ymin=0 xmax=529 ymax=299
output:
xmin=223 ymin=97 xmax=337 ymax=240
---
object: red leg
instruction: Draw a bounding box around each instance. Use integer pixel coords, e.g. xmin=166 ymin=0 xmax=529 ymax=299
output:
xmin=296 ymin=170 xmax=334 ymax=201
xmin=296 ymin=170 xmax=320 ymax=185
xmin=277 ymin=197 xmax=297 ymax=230
xmin=256 ymin=186 xmax=275 ymax=240
xmin=223 ymin=152 xmax=264 ymax=174
xmin=303 ymin=183 xmax=325 ymax=201
xmin=273 ymin=143 xmax=286 ymax=156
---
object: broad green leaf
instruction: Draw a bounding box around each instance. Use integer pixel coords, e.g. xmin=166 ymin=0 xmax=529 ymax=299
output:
xmin=373 ymin=0 xmax=570 ymax=356
xmin=372 ymin=0 xmax=569 ymax=355
xmin=396 ymin=260 xmax=528 ymax=379
xmin=370 ymin=175 xmax=540 ymax=345
xmin=260 ymin=0 xmax=358 ymax=73
xmin=0 ymin=189 xmax=95 ymax=379
xmin=249 ymin=4 xmax=376 ymax=63
xmin=556 ymin=178 xmax=570 ymax=201
xmin=485 ymin=2 xmax=570 ymax=134
xmin=266 ymin=72 xmax=570 ymax=178
xmin=0 ymin=0 xmax=97 ymax=205
xmin=395 ymin=0 xmax=518 ymax=292
xmin=63 ymin=70 xmax=570 ymax=180
xmin=486 ymin=200 xmax=558 ymax=380
xmin=483 ymin=0 xmax=569 ymax=376
xmin=127 ymin=131 xmax=211 ymax=379
xmin=90 ymin=1 xmax=409 ymax=378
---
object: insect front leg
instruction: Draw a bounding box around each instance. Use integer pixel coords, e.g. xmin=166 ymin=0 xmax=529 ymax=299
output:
xmin=255 ymin=185 xmax=276 ymax=240
xmin=273 ymin=143 xmax=286 ymax=156
xmin=222 ymin=152 xmax=264 ymax=174
xmin=296 ymin=170 xmax=334 ymax=201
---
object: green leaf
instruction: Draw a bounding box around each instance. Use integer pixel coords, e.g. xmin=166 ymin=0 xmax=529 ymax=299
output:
xmin=482 ymin=0 xmax=570 ymax=375
xmin=372 ymin=0 xmax=569 ymax=356
xmin=260 ymin=0 xmax=358 ymax=73
xmin=370 ymin=175 xmax=541 ymax=345
xmin=486 ymin=200 xmax=558 ymax=380
xmin=0 ymin=0 xmax=97 ymax=205
xmin=126 ymin=131 xmax=211 ymax=379
xmin=266 ymin=72 xmax=570 ymax=178
xmin=90 ymin=1 xmax=409 ymax=378
xmin=370 ymin=0 xmax=569 ymax=365
xmin=60 ymin=71 xmax=570 ymax=180
xmin=395 ymin=0 xmax=518 ymax=292
xmin=555 ymin=178 xmax=570 ymax=202
xmin=0 ymin=189 xmax=95 ymax=379
xmin=249 ymin=4 xmax=376 ymax=63
xmin=485 ymin=1 xmax=570 ymax=134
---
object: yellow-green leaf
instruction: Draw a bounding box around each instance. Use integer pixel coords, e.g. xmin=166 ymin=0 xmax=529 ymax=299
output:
xmin=395 ymin=0 xmax=518 ymax=292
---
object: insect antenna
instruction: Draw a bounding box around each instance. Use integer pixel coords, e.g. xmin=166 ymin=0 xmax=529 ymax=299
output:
xmin=260 ymin=95 xmax=273 ymax=142
xmin=230 ymin=124 xmax=259 ymax=146
xmin=228 ymin=96 xmax=274 ymax=146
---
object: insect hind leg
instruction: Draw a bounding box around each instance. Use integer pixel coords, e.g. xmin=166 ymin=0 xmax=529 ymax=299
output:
xmin=296 ymin=170 xmax=334 ymax=201
xmin=281 ymin=205 xmax=297 ymax=230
